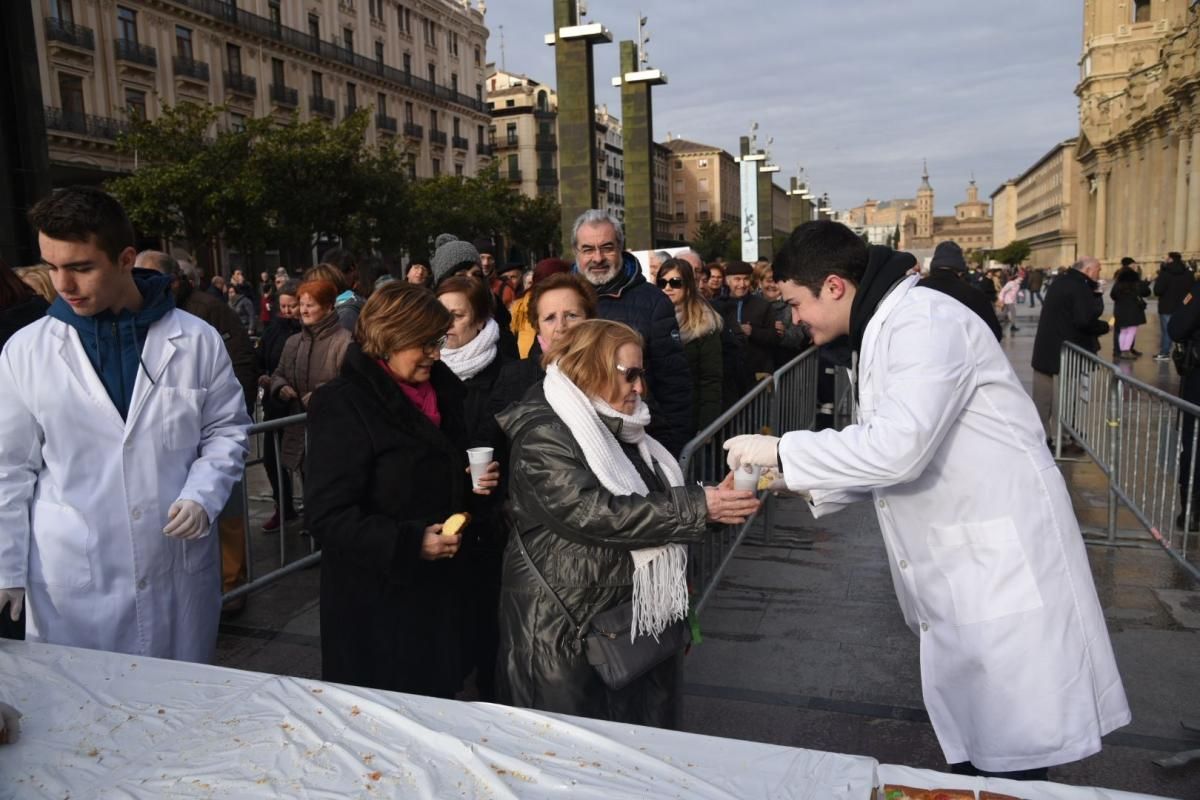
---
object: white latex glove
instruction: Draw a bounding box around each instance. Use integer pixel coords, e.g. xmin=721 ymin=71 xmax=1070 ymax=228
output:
xmin=0 ymin=588 xmax=23 ymax=622
xmin=724 ymin=434 xmax=782 ymax=472
xmin=163 ymin=500 xmax=210 ymax=540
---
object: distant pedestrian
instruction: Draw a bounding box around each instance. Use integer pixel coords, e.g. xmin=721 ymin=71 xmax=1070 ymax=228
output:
xmin=1027 ymin=268 xmax=1045 ymax=308
xmin=1153 ymin=251 xmax=1194 ymax=361
xmin=998 ymin=273 xmax=1022 ymax=335
xmin=917 ymin=241 xmax=1002 ymax=341
xmin=1110 ymin=257 xmax=1150 ymax=360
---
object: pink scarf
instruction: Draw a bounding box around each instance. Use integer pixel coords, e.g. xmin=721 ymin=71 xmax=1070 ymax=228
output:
xmin=377 ymin=359 xmax=441 ymax=427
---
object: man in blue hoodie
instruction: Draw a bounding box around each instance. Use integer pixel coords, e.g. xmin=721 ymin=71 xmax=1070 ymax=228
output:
xmin=571 ymin=210 xmax=693 ymax=455
xmin=0 ymin=187 xmax=249 ymax=663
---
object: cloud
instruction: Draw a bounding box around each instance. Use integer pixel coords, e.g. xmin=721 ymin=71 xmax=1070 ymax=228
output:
xmin=485 ymin=1 xmax=1082 ymax=214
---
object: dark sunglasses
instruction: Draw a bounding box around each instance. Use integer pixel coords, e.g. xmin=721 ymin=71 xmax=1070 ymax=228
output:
xmin=656 ymin=277 xmax=684 ymax=289
xmin=615 ymin=364 xmax=646 ymax=385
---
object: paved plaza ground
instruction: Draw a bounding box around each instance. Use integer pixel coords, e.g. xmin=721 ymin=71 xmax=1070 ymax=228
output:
xmin=216 ymin=298 xmax=1200 ymax=798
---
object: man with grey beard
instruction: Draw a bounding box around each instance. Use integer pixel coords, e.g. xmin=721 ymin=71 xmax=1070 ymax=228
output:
xmin=570 ymin=210 xmax=693 ymax=454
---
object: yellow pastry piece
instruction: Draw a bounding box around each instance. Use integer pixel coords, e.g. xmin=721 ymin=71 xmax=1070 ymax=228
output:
xmin=442 ymin=512 xmax=471 ymax=537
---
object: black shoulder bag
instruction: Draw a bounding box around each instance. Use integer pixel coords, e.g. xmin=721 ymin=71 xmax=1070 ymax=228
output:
xmin=513 ymin=532 xmax=691 ymax=691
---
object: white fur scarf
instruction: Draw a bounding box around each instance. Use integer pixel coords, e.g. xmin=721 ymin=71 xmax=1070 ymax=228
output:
xmin=542 ymin=363 xmax=689 ymax=641
xmin=441 ymin=318 xmax=500 ymax=381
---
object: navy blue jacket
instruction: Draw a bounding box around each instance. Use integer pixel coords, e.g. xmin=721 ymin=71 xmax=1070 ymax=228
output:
xmin=576 ymin=253 xmax=694 ymax=455
xmin=46 ymin=269 xmax=175 ymax=419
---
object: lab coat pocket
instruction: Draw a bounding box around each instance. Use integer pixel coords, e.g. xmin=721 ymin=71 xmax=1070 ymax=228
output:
xmin=158 ymin=387 xmax=207 ymax=452
xmin=926 ymin=517 xmax=1043 ymax=626
xmin=181 ymin=536 xmax=217 ymax=575
xmin=28 ymin=500 xmax=93 ymax=589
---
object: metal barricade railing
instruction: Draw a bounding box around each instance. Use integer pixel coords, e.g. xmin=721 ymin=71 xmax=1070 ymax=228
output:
xmin=223 ymin=413 xmax=318 ymax=604
xmin=1056 ymin=343 xmax=1200 ymax=584
xmin=678 ymin=348 xmax=822 ymax=613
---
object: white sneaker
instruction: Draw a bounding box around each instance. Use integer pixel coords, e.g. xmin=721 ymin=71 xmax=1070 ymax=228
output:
xmin=1154 ymin=354 xmax=1170 ymax=362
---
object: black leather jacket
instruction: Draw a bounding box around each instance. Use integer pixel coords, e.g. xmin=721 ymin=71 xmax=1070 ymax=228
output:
xmin=494 ymin=385 xmax=709 ymax=726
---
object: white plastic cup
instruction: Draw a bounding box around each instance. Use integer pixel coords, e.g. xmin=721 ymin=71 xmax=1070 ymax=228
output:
xmin=733 ymin=463 xmax=763 ymax=492
xmin=467 ymin=447 xmax=494 ymax=489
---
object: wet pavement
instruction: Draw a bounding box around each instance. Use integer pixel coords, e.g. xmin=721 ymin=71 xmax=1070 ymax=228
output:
xmin=216 ymin=298 xmax=1200 ymax=798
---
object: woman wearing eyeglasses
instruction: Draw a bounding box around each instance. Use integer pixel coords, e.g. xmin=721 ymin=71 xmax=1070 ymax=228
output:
xmin=494 ymin=319 xmax=760 ymax=726
xmin=304 ymin=283 xmax=500 ymax=697
xmin=657 ymin=258 xmax=724 ymax=431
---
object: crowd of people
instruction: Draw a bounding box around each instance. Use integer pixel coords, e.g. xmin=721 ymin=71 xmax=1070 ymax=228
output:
xmin=10 ymin=184 xmax=1200 ymax=781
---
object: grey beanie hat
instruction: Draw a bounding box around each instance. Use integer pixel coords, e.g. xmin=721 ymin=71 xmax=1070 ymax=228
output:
xmin=929 ymin=241 xmax=967 ymax=273
xmin=434 ymin=232 xmax=459 ymax=249
xmin=431 ymin=239 xmax=481 ymax=284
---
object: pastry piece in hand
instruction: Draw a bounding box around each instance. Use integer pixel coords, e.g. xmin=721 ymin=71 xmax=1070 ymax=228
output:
xmin=881 ymin=787 xmax=976 ymax=800
xmin=442 ymin=512 xmax=471 ymax=537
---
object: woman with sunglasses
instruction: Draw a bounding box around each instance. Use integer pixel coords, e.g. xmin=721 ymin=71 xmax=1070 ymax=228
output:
xmin=304 ymin=283 xmax=500 ymax=697
xmin=494 ymin=319 xmax=760 ymax=726
xmin=657 ymin=259 xmax=724 ymax=431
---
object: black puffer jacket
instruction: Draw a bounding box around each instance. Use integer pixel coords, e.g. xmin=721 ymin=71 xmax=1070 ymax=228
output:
xmin=1031 ymin=268 xmax=1109 ymax=375
xmin=305 ymin=348 xmax=476 ymax=698
xmin=494 ymin=386 xmax=709 ymax=726
xmin=1110 ymin=267 xmax=1150 ymax=328
xmin=1154 ymin=258 xmax=1195 ymax=314
xmin=584 ymin=254 xmax=694 ymax=455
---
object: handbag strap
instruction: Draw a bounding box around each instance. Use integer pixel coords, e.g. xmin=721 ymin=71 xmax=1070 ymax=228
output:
xmin=513 ymin=532 xmax=588 ymax=641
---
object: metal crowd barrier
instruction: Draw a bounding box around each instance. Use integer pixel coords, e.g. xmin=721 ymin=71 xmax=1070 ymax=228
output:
xmin=678 ymin=347 xmax=823 ymax=614
xmin=1056 ymin=342 xmax=1200 ymax=585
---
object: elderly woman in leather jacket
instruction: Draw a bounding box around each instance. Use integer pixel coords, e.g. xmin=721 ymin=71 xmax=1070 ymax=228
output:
xmin=494 ymin=319 xmax=759 ymax=727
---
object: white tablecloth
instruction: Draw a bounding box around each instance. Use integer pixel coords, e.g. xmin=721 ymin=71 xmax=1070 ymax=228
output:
xmin=0 ymin=641 xmax=873 ymax=799
xmin=0 ymin=641 xmax=1174 ymax=799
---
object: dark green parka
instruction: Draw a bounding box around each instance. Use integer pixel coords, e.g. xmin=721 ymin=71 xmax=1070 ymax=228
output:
xmin=494 ymin=385 xmax=709 ymax=727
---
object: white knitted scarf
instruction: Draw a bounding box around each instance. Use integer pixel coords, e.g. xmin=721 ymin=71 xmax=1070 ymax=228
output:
xmin=441 ymin=318 xmax=500 ymax=381
xmin=542 ymin=363 xmax=689 ymax=641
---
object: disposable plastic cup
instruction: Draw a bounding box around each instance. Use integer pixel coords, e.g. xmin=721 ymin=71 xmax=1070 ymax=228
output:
xmin=733 ymin=463 xmax=763 ymax=492
xmin=467 ymin=447 xmax=494 ymax=489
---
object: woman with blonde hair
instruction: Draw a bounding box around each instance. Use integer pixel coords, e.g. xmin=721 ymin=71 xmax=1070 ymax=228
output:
xmin=656 ymin=258 xmax=723 ymax=431
xmin=305 ymin=282 xmax=499 ymax=696
xmin=14 ymin=266 xmax=56 ymax=305
xmin=495 ymin=319 xmax=759 ymax=725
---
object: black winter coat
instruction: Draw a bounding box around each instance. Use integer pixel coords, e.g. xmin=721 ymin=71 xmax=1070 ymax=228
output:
xmin=258 ymin=316 xmax=301 ymax=417
xmin=0 ymin=294 xmax=48 ymax=353
xmin=918 ymin=268 xmax=1003 ymax=341
xmin=1154 ymin=259 xmax=1195 ymax=314
xmin=683 ymin=329 xmax=723 ymax=432
xmin=716 ymin=292 xmax=777 ymax=375
xmin=1168 ymin=282 xmax=1200 ymax=403
xmin=494 ymin=386 xmax=710 ymax=726
xmin=588 ymin=254 xmax=694 ymax=455
xmin=1031 ymin=268 xmax=1109 ymax=375
xmin=305 ymin=346 xmax=476 ymax=698
xmin=1110 ymin=267 xmax=1150 ymax=328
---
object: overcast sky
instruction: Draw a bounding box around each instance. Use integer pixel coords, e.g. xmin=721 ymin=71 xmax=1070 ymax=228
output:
xmin=484 ymin=1 xmax=1083 ymax=215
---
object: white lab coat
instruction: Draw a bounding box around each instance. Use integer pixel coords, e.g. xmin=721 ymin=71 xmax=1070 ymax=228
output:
xmin=0 ymin=309 xmax=249 ymax=663
xmin=779 ymin=276 xmax=1130 ymax=772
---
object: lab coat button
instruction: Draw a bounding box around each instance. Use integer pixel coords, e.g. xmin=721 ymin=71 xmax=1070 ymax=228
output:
xmin=131 ymin=508 xmax=142 ymax=521
xmin=878 ymin=499 xmax=886 ymax=509
xmin=899 ymin=560 xmax=908 ymax=569
xmin=137 ymin=579 xmax=147 ymax=590
xmin=920 ymin=622 xmax=929 ymax=632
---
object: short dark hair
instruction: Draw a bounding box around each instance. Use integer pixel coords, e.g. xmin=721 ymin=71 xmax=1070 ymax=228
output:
xmin=319 ymin=247 xmax=358 ymax=277
xmin=772 ymin=220 xmax=868 ymax=293
xmin=28 ymin=186 xmax=135 ymax=264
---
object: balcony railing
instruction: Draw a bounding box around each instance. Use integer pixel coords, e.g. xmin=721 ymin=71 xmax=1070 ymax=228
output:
xmin=310 ymin=95 xmax=335 ymax=117
xmin=403 ymin=122 xmax=423 ymax=139
xmin=269 ymin=83 xmax=298 ymax=106
xmin=44 ymin=17 xmax=95 ymax=50
xmin=537 ymin=168 xmax=558 ymax=184
xmin=44 ymin=106 xmax=128 ymax=140
xmin=506 ymin=169 xmax=522 ymax=182
xmin=674 ymin=212 xmax=686 ymax=221
xmin=173 ymin=55 xmax=210 ymax=82
xmin=505 ymin=134 xmax=518 ymax=147
xmin=224 ymin=71 xmax=257 ymax=96
xmin=452 ymin=135 xmax=469 ymax=150
xmin=429 ymin=129 xmax=447 ymax=146
xmin=345 ymin=103 xmax=358 ymax=116
xmin=376 ymin=114 xmax=397 ymax=132
xmin=477 ymin=142 xmax=494 ymax=156
xmin=597 ymin=179 xmax=609 ymax=192
xmin=114 ymin=38 xmax=157 ymax=67
xmin=536 ymin=133 xmax=557 ymax=150
xmin=159 ymin=0 xmax=488 ymax=114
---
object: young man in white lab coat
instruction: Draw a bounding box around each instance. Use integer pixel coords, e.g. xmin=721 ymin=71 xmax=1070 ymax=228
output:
xmin=0 ymin=187 xmax=249 ymax=663
xmin=725 ymin=221 xmax=1130 ymax=780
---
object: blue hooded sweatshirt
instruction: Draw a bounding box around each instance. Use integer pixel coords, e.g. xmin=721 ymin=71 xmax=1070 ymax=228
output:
xmin=46 ymin=268 xmax=176 ymax=420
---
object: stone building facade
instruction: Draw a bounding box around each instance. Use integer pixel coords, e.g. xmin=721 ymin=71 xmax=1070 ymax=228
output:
xmin=990 ymin=180 xmax=1018 ymax=250
xmin=1075 ymin=0 xmax=1200 ymax=273
xmin=34 ymin=0 xmax=492 ymax=186
xmin=1013 ymin=139 xmax=1081 ymax=268
xmin=661 ymin=137 xmax=740 ymax=243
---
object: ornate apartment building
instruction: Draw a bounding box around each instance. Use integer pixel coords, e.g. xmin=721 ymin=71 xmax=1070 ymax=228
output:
xmin=1011 ymin=139 xmax=1081 ymax=268
xmin=902 ymin=166 xmax=993 ymax=255
xmin=34 ymin=0 xmax=492 ymax=186
xmin=1075 ymin=0 xmax=1200 ymax=272
xmin=661 ymin=137 xmax=740 ymax=243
